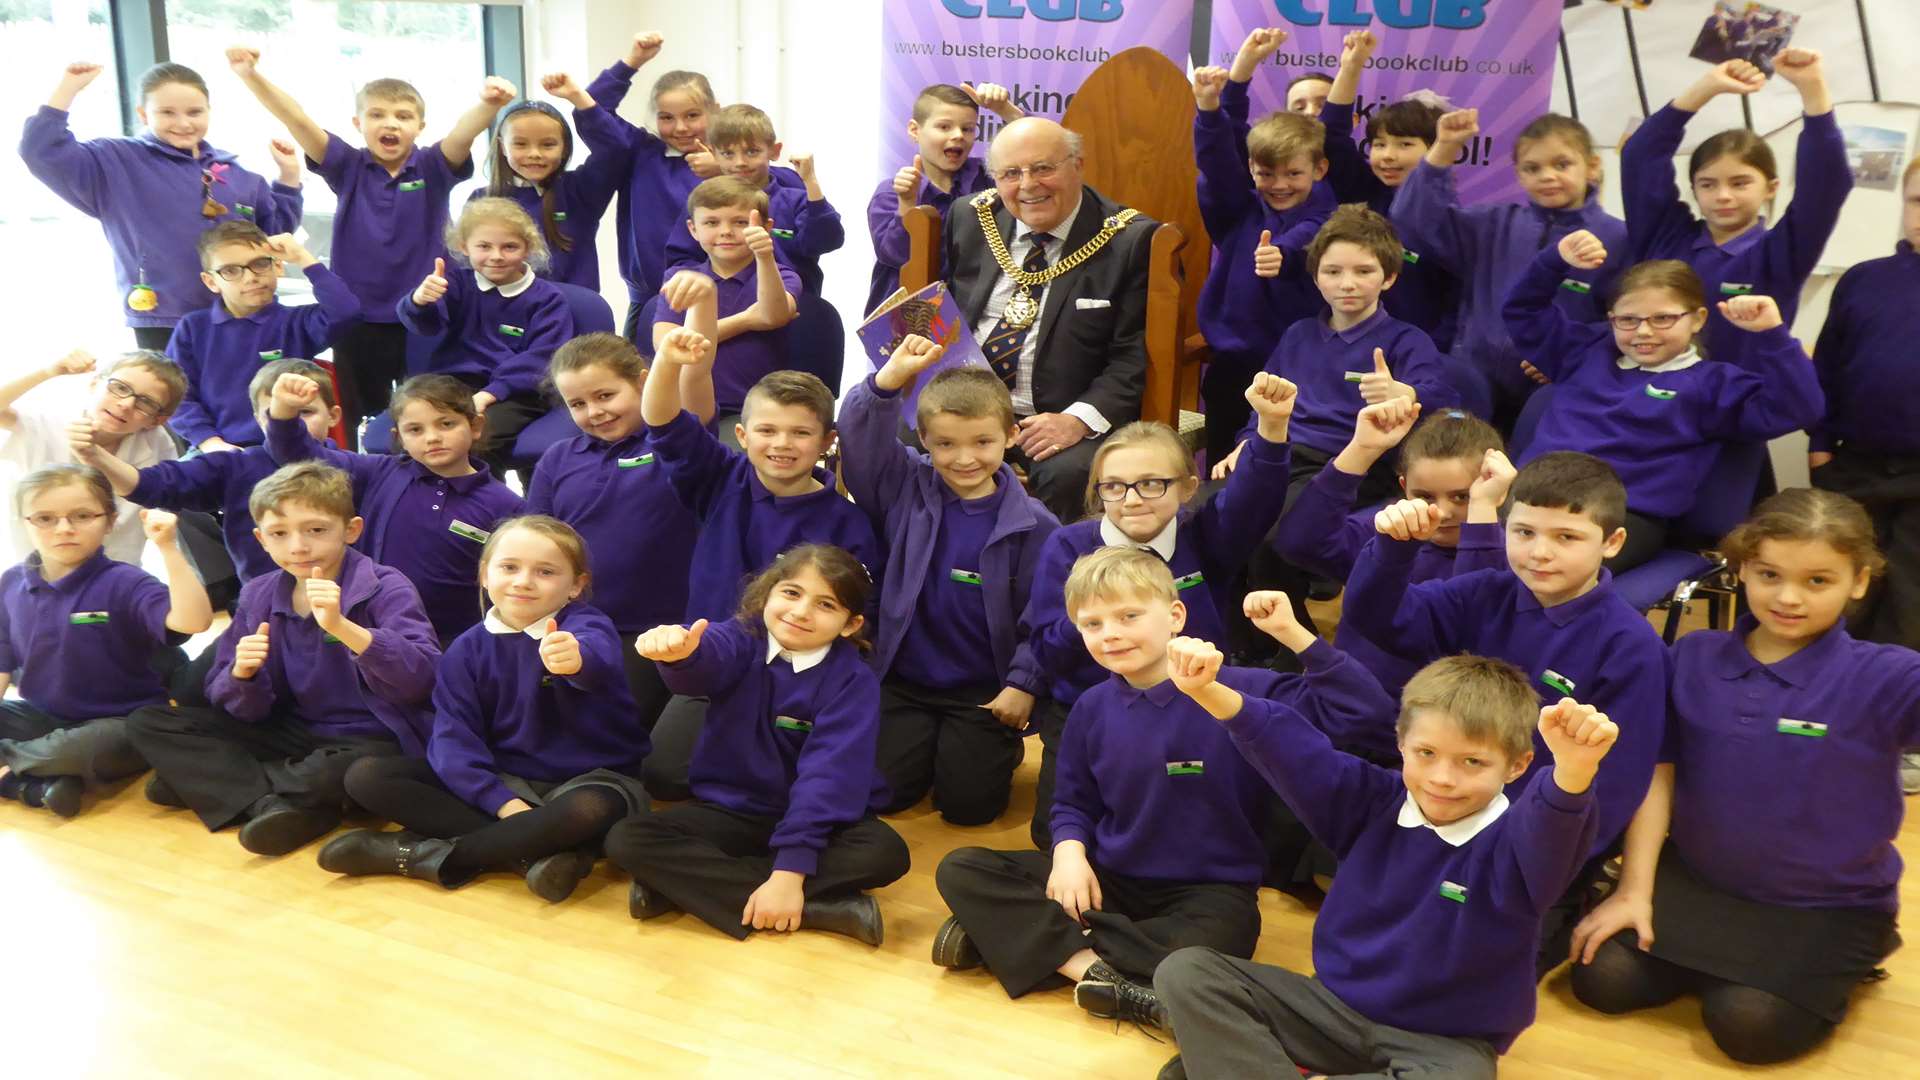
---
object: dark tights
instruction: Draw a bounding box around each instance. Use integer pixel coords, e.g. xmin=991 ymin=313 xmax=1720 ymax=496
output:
xmin=343 ymin=757 xmax=627 ymax=886
xmin=1573 ymin=935 xmax=1836 ymax=1065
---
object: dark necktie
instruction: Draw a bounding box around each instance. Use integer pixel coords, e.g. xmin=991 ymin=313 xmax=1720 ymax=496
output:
xmin=981 ymin=232 xmax=1052 ymax=390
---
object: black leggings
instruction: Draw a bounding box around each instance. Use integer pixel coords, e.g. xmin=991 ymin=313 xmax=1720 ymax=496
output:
xmin=343 ymin=757 xmax=627 ymax=886
xmin=1572 ymin=934 xmax=1836 ymax=1065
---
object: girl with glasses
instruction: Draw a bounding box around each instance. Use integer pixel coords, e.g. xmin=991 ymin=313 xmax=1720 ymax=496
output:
xmin=1500 ymin=229 xmax=1823 ymax=572
xmin=0 ymin=465 xmax=211 ymax=817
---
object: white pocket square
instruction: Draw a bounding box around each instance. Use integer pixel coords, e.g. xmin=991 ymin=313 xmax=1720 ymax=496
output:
xmin=1074 ymin=298 xmax=1112 ymax=310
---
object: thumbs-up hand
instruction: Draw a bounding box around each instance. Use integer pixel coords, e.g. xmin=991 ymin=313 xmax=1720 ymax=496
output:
xmin=232 ymin=622 xmax=272 ymax=680
xmin=538 ymin=617 xmax=583 ymax=676
xmin=305 ymin=565 xmax=343 ymax=633
xmin=1557 ymin=229 xmax=1608 ymax=271
xmin=1245 ymin=371 xmax=1298 ymax=442
xmin=413 ymin=257 xmax=449 ymax=306
xmin=686 ymin=138 xmax=721 ymax=178
xmin=892 ymin=154 xmax=923 ymax=212
xmin=1539 ymin=697 xmax=1619 ymax=793
xmin=1358 ymin=347 xmax=1414 ymax=404
xmin=1375 ymin=497 xmax=1441 ymax=542
xmin=744 ymin=209 xmax=775 ymax=260
xmin=962 ymin=81 xmax=1019 ymax=120
xmin=1191 ymin=66 xmax=1229 ymax=110
xmin=635 ymin=618 xmax=708 ymax=663
xmin=1718 ymin=295 xmax=1783 ymax=333
xmin=1253 ymin=229 xmax=1283 ymax=278
xmin=660 ymin=268 xmax=717 ymax=313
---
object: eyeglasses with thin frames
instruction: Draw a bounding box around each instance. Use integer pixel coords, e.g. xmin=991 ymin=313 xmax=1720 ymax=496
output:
xmin=105 ymin=377 xmax=167 ymax=418
xmin=1094 ymin=477 xmax=1175 ymax=502
xmin=1607 ymin=312 xmax=1691 ymax=332
xmin=23 ymin=510 xmax=107 ymax=530
xmin=991 ymin=160 xmax=1067 ymax=184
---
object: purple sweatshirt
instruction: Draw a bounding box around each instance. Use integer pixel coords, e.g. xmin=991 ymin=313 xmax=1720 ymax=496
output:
xmin=662 ymin=618 xmax=885 ymax=875
xmin=396 ymin=268 xmax=575 ymax=401
xmin=1319 ymin=99 xmax=1458 ymax=349
xmin=839 ymin=375 xmax=1058 ymax=693
xmin=1194 ymin=78 xmax=1337 ymax=364
xmin=1809 ymin=243 xmax=1920 ymax=456
xmin=1505 ymin=247 xmax=1823 ymax=518
xmin=0 ymin=550 xmax=174 ymax=720
xmin=1226 ymin=694 xmax=1596 ymax=1052
xmin=526 ymin=429 xmax=697 ymax=633
xmin=583 ymin=61 xmax=704 ymax=304
xmin=128 ymin=444 xmax=288 ymax=581
xmin=428 ymin=601 xmax=647 ymax=815
xmin=1668 ymin=617 xmax=1920 ymax=912
xmin=865 ymin=156 xmax=993 ymax=316
xmin=663 ymin=174 xmax=844 ymax=299
xmin=1391 ymin=160 xmax=1624 ymax=400
xmin=165 ymin=263 xmax=360 ymax=447
xmin=649 ymin=409 xmax=882 ymax=624
xmin=1021 ymin=433 xmax=1291 ymax=704
xmin=1622 ymin=105 xmax=1850 ymax=370
xmin=465 ymin=103 xmax=631 ymax=291
xmin=266 ymin=415 xmax=525 ymax=641
xmin=1273 ymin=460 xmax=1507 ymax=708
xmin=20 ymin=106 xmax=303 ymax=328
xmin=205 ymin=547 xmax=439 ymax=753
xmin=1344 ymin=547 xmax=1669 ymax=858
xmin=652 ymin=257 xmax=805 ymax=417
xmin=1054 ymin=651 xmax=1399 ymax=885
xmin=1242 ymin=306 xmax=1456 ymax=457
xmin=310 ymin=133 xmax=470 ymax=322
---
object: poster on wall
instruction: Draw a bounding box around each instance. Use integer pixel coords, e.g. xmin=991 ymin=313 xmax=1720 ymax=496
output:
xmin=876 ymin=0 xmax=1197 ymax=177
xmin=1208 ymin=1 xmax=1563 ymax=205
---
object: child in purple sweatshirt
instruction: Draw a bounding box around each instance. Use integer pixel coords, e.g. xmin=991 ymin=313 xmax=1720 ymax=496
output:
xmin=607 ymin=545 xmax=909 ymax=946
xmin=321 ymin=517 xmax=649 ymax=905
xmin=934 ymin=548 xmax=1397 ymax=1029
xmin=1155 ymin=655 xmax=1613 ymax=1079
xmin=1621 ymin=49 xmax=1847 ymax=373
xmin=126 ymin=462 xmax=439 ymax=858
xmin=840 ymin=335 xmax=1058 ymax=826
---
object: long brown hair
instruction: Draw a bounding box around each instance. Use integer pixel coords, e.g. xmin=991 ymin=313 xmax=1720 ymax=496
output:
xmin=486 ymin=102 xmax=576 ymax=255
xmin=736 ymin=545 xmax=872 ymax=650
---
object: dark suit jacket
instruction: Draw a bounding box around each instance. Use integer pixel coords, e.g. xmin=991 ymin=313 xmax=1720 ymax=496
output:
xmin=943 ymin=185 xmax=1157 ymax=426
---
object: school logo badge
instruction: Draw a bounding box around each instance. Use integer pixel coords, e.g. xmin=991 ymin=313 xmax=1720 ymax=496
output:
xmin=448 ymin=520 xmax=490 ymax=543
xmin=258 ymin=349 xmax=284 ymax=362
xmin=1539 ymin=669 xmax=1577 ymax=696
xmin=774 ymin=715 xmax=814 ymax=733
xmin=1644 ymin=385 xmax=1678 ymax=401
xmin=1165 ymin=760 xmax=1205 ymax=776
xmin=616 ymin=454 xmax=654 ymax=468
xmin=1173 ymin=571 xmax=1205 ymax=591
xmin=1559 ymin=278 xmax=1592 ymax=295
xmin=949 ymin=569 xmax=983 ymax=585
xmin=1439 ymin=880 xmax=1469 ymax=904
xmin=69 ymin=611 xmax=110 ymax=625
xmin=1776 ymin=718 xmax=1828 ymax=738
xmin=499 ymin=324 xmax=526 ymax=338
xmin=397 ymin=179 xmax=426 ymax=192
xmin=1719 ymin=282 xmax=1754 ymax=295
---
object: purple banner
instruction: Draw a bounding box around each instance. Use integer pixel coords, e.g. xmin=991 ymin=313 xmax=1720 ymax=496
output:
xmin=878 ymin=0 xmax=1196 ymax=177
xmin=1209 ymin=1 xmax=1562 ymax=205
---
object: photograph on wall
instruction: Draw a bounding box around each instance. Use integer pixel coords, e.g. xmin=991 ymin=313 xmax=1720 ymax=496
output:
xmin=1841 ymin=124 xmax=1909 ymax=192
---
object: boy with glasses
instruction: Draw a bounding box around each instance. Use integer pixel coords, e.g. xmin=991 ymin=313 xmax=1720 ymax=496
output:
xmin=0 ymin=349 xmax=184 ymax=567
xmin=166 ymin=221 xmax=359 ymax=453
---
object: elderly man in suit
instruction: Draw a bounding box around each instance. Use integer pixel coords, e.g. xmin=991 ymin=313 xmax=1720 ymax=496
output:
xmin=942 ymin=117 xmax=1158 ymax=522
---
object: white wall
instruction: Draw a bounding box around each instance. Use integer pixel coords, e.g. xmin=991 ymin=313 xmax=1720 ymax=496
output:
xmin=530 ymin=0 xmax=885 ymax=394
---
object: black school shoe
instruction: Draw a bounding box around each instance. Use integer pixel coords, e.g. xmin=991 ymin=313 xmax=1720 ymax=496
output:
xmin=1075 ymin=960 xmax=1169 ymax=1031
xmin=238 ymin=796 xmax=342 ymax=856
xmin=144 ymin=774 xmax=186 ymax=808
xmin=799 ymin=893 xmax=884 ymax=946
xmin=318 ymin=828 xmax=455 ymax=885
xmin=524 ymin=850 xmax=596 ymax=903
xmin=930 ymin=915 xmax=982 ymax=970
xmin=627 ymin=880 xmax=679 ymax=920
xmin=35 ymin=776 xmax=83 ymax=818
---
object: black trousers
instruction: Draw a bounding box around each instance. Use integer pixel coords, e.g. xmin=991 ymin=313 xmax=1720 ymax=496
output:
xmin=0 ymin=701 xmax=146 ymax=784
xmin=125 ymin=703 xmax=398 ymax=830
xmin=934 ymin=846 xmax=1261 ymax=997
xmin=1536 ymin=854 xmax=1609 ymax=979
xmin=343 ymin=756 xmax=637 ymax=886
xmin=1027 ymin=696 xmax=1071 ymax=850
xmin=1008 ymin=428 xmax=1102 ymax=526
xmin=1200 ymin=347 xmax=1265 ymax=470
xmin=873 ymin=676 xmax=1025 ymax=825
xmin=1606 ymin=510 xmax=1672 ymax=576
xmin=131 ymin=325 xmax=174 ymax=352
xmin=1814 ymin=448 xmax=1920 ymax=649
xmin=616 ymin=631 xmax=675 ymax=731
xmin=331 ymin=321 xmax=409 ymax=449
xmin=639 ymin=694 xmax=707 ymax=800
xmin=605 ymin=801 xmax=911 ymax=940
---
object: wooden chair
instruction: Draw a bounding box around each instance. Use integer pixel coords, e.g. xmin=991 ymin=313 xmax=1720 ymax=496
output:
xmin=898 ymin=47 xmax=1214 ymax=446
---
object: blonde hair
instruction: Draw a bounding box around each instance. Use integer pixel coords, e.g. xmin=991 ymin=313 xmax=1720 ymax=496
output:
xmin=356 ymin=78 xmax=425 ymax=117
xmin=650 ymin=70 xmax=715 ymax=112
xmin=551 ymin=332 xmax=645 ymax=384
xmin=708 ymin=103 xmax=777 ymax=149
xmin=1248 ymin=111 xmax=1326 ymax=168
xmin=685 ymin=175 xmax=770 ymax=220
xmin=108 ymin=350 xmax=188 ymax=415
xmin=917 ymin=366 xmax=1016 ymax=432
xmin=478 ymin=515 xmax=591 ymax=587
xmin=248 ymin=461 xmax=355 ymax=524
xmin=1063 ymin=546 xmax=1177 ymax=620
xmin=1084 ymin=421 xmax=1196 ymax=515
xmin=445 ymin=197 xmax=549 ymax=272
xmin=15 ymin=464 xmax=114 ymax=521
xmin=1397 ymin=655 xmax=1538 ymax=763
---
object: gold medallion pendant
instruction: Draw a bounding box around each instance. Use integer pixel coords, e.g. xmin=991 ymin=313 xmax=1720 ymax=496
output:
xmin=1002 ymin=285 xmax=1040 ymax=330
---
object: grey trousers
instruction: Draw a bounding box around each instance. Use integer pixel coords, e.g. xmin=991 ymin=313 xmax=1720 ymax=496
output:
xmin=1153 ymin=948 xmax=1497 ymax=1080
xmin=0 ymin=701 xmax=146 ymax=784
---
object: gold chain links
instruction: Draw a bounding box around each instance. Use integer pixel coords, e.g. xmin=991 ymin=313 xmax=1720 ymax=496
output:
xmin=972 ymin=190 xmax=1140 ymax=329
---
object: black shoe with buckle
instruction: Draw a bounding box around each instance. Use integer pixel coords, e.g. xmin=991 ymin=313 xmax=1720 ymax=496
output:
xmin=799 ymin=893 xmax=884 ymax=946
xmin=238 ymin=796 xmax=342 ymax=856
xmin=931 ymin=915 xmax=982 ymax=969
xmin=524 ymin=850 xmax=597 ymax=903
xmin=318 ymin=828 xmax=455 ymax=885
xmin=1075 ymin=959 xmax=1169 ymax=1034
xmin=627 ymin=880 xmax=679 ymax=920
